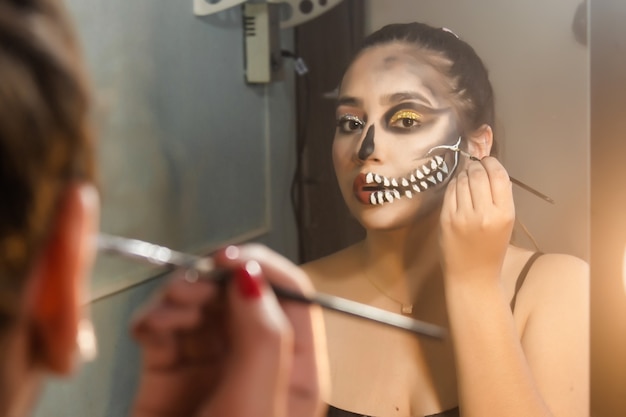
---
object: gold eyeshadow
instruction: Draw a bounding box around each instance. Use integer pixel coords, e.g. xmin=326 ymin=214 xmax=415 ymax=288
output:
xmin=388 ymin=109 xmax=422 ymax=126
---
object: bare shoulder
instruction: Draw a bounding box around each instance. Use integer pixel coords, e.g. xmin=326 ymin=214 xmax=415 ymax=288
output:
xmin=530 ymin=252 xmax=588 ymax=287
xmin=301 ymin=243 xmax=362 ymax=293
xmin=509 ymin=252 xmax=589 ymax=416
xmin=516 ymin=251 xmax=589 ymax=313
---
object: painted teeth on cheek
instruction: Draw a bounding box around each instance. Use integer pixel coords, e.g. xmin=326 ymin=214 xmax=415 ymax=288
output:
xmin=363 ymin=156 xmax=452 ymax=206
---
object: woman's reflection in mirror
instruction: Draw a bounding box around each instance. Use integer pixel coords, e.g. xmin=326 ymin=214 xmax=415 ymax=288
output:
xmin=303 ymin=21 xmax=589 ymax=417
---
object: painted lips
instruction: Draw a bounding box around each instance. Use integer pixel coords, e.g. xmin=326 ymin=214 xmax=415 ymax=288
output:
xmin=353 ymin=155 xmax=451 ymax=205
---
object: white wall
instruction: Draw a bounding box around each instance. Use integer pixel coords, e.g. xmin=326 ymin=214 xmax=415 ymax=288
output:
xmin=365 ymin=0 xmax=589 ymax=260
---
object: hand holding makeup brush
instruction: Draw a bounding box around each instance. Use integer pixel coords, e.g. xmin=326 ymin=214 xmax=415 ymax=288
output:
xmin=130 ymin=244 xmax=329 ymax=417
xmin=439 ymin=156 xmax=515 ymax=285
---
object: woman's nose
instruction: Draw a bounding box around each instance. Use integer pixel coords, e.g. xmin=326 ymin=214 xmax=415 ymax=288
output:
xmin=357 ymin=124 xmax=376 ymax=161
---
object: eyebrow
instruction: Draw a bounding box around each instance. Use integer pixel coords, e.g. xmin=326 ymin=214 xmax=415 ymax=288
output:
xmin=336 ymin=96 xmax=362 ymax=107
xmin=382 ymin=91 xmax=434 ymax=107
xmin=336 ymin=91 xmax=435 ymax=109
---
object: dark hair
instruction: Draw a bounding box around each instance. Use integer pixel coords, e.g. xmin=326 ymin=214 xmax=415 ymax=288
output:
xmin=0 ymin=0 xmax=95 ymax=320
xmin=354 ymin=22 xmax=496 ymax=153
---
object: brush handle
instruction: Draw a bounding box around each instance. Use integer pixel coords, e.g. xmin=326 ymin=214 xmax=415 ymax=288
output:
xmin=270 ymin=284 xmax=446 ymax=339
xmin=97 ymin=234 xmax=447 ymax=339
xmin=455 ymin=150 xmax=554 ymax=204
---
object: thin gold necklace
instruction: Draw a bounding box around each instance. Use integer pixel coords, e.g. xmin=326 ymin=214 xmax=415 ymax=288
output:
xmin=364 ymin=269 xmax=414 ymax=315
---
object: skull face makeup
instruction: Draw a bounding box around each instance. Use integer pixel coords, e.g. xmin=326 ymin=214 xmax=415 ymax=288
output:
xmin=358 ymin=125 xmax=376 ymax=160
xmin=358 ymin=142 xmax=458 ymax=206
xmin=353 ymin=134 xmax=461 ymax=210
xmin=333 ymin=43 xmax=467 ymax=229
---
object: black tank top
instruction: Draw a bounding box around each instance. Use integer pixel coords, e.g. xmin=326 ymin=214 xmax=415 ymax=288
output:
xmin=326 ymin=252 xmax=543 ymax=417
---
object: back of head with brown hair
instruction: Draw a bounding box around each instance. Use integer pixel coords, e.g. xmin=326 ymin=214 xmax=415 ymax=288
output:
xmin=0 ymin=0 xmax=95 ymax=327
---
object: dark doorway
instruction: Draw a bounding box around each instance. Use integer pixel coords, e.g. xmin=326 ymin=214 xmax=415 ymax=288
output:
xmin=293 ymin=0 xmax=366 ymax=263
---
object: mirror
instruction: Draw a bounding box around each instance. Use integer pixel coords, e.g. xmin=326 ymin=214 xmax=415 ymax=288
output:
xmin=295 ymin=1 xmax=592 ymax=416
xmin=34 ymin=0 xmax=593 ymax=416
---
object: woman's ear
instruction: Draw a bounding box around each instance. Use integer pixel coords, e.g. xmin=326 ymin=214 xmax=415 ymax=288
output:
xmin=26 ymin=183 xmax=99 ymax=375
xmin=466 ymin=124 xmax=493 ymax=159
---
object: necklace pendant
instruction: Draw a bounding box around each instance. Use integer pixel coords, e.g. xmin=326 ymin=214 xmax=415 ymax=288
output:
xmin=401 ymin=304 xmax=414 ymax=315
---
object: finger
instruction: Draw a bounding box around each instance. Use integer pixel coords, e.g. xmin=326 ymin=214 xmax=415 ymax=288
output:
xmin=454 ymin=168 xmax=474 ymax=212
xmin=162 ymin=274 xmax=218 ymax=307
xmin=216 ymin=245 xmax=329 ymax=417
xmin=481 ymin=157 xmax=514 ymax=210
xmin=217 ymin=244 xmax=316 ymax=295
xmin=135 ymin=304 xmax=203 ymax=334
xmin=131 ymin=275 xmax=219 ymax=334
xmin=227 ymin=261 xmax=292 ymax=355
xmin=133 ymin=298 xmax=229 ymax=375
xmin=242 ymin=251 xmax=327 ymax=417
xmin=198 ymin=261 xmax=293 ymax=417
xmin=134 ymin=329 xmax=180 ymax=369
xmin=466 ymin=160 xmax=493 ymax=211
xmin=442 ymin=176 xmax=458 ymax=216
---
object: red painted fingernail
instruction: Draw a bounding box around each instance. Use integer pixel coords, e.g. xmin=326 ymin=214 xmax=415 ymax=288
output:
xmin=235 ymin=260 xmax=263 ymax=299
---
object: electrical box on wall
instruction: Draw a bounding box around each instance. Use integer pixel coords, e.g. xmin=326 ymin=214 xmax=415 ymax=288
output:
xmin=243 ymin=3 xmax=283 ymax=84
xmin=194 ymin=0 xmax=345 ymax=29
xmin=193 ymin=0 xmax=345 ymax=84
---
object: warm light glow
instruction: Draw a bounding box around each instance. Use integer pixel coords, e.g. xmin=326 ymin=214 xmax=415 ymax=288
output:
xmin=623 ymin=245 xmax=626 ymax=295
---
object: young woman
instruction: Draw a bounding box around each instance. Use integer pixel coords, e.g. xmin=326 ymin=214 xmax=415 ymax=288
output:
xmin=303 ymin=22 xmax=588 ymax=417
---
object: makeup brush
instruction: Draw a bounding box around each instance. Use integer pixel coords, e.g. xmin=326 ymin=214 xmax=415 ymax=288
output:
xmin=426 ymin=143 xmax=555 ymax=204
xmin=97 ymin=234 xmax=446 ymax=339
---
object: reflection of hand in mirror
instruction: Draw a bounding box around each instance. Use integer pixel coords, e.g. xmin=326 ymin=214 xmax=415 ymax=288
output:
xmin=304 ymin=22 xmax=588 ymax=417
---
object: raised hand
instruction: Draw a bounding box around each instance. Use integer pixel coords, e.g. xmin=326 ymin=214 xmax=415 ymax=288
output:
xmin=130 ymin=244 xmax=328 ymax=417
xmin=439 ymin=156 xmax=515 ymax=284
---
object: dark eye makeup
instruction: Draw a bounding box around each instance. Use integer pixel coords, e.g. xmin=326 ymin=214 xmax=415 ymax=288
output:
xmin=335 ymin=102 xmax=448 ymax=135
xmin=383 ymin=102 xmax=446 ymax=133
xmin=336 ymin=113 xmax=365 ymax=134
